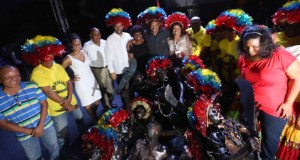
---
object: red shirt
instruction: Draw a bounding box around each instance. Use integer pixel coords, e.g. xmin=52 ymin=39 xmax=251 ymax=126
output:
xmin=238 ymin=48 xmax=296 ymax=117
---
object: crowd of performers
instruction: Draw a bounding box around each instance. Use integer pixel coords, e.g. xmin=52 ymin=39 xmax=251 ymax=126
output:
xmin=1 ymin=0 xmax=300 ymax=160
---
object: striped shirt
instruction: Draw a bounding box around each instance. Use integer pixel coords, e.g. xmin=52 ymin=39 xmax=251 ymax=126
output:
xmin=0 ymin=82 xmax=53 ymax=141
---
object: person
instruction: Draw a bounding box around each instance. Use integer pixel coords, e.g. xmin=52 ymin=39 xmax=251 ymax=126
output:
xmin=271 ymin=2 xmax=300 ymax=158
xmin=188 ymin=94 xmax=261 ymax=160
xmin=105 ymin=8 xmax=133 ymax=111
xmin=26 ymin=35 xmax=85 ymax=157
xmin=128 ymin=120 xmax=168 ymax=160
xmin=186 ymin=16 xmax=211 ymax=57
xmin=128 ymin=24 xmax=150 ymax=76
xmin=272 ymin=0 xmax=300 ymax=48
xmin=0 ymin=65 xmax=59 ymax=160
xmin=136 ymin=6 xmax=170 ymax=57
xmin=62 ymin=34 xmax=102 ymax=123
xmin=82 ymin=108 xmax=129 ymax=160
xmin=165 ymin=12 xmax=192 ymax=57
xmin=237 ymin=25 xmax=300 ymax=160
xmin=83 ymin=27 xmax=114 ymax=110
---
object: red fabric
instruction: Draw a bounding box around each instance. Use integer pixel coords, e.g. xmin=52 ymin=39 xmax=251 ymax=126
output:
xmin=156 ymin=0 xmax=160 ymax=7
xmin=238 ymin=48 xmax=296 ymax=117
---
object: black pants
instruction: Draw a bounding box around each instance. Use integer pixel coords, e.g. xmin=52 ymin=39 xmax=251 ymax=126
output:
xmin=258 ymin=111 xmax=287 ymax=160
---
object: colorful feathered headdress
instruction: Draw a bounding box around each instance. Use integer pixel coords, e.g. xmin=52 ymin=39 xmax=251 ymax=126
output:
xmin=146 ymin=56 xmax=172 ymax=81
xmin=165 ymin=12 xmax=191 ymax=30
xmin=185 ymin=68 xmax=221 ymax=95
xmin=137 ymin=6 xmax=167 ymax=27
xmin=98 ymin=107 xmax=128 ymax=128
xmin=181 ymin=55 xmax=206 ymax=76
xmin=21 ymin=35 xmax=65 ymax=66
xmin=130 ymin=97 xmax=152 ymax=119
xmin=272 ymin=0 xmax=300 ymax=25
xmin=187 ymin=94 xmax=216 ymax=137
xmin=82 ymin=108 xmax=128 ymax=160
xmin=215 ymin=9 xmax=253 ymax=33
xmin=205 ymin=19 xmax=217 ymax=34
xmin=105 ymin=8 xmax=132 ymax=29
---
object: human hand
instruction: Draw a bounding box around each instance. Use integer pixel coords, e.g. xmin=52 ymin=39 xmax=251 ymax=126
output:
xmin=33 ymin=124 xmax=44 ymax=137
xmin=110 ymin=73 xmax=117 ymax=80
xmin=276 ymin=102 xmax=293 ymax=119
xmin=127 ymin=39 xmax=135 ymax=50
xmin=249 ymin=137 xmax=261 ymax=152
xmin=62 ymin=103 xmax=76 ymax=112
xmin=73 ymin=75 xmax=80 ymax=81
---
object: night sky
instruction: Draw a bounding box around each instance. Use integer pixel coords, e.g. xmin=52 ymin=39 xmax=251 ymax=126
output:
xmin=0 ymin=0 xmax=286 ymax=47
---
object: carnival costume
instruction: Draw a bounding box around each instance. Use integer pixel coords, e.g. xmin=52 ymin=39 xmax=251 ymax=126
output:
xmin=274 ymin=3 xmax=300 ymax=158
xmin=21 ymin=35 xmax=65 ymax=66
xmin=82 ymin=108 xmax=129 ymax=160
xmin=137 ymin=6 xmax=167 ymax=27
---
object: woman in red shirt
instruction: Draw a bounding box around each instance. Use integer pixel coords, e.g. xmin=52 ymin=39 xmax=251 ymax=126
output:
xmin=237 ymin=25 xmax=300 ymax=160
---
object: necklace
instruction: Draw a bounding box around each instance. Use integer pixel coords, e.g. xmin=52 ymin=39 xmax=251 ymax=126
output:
xmin=13 ymin=93 xmax=22 ymax=106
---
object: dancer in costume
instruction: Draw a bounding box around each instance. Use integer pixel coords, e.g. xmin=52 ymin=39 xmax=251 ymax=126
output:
xmin=187 ymin=94 xmax=261 ymax=160
xmin=82 ymin=108 xmax=129 ymax=160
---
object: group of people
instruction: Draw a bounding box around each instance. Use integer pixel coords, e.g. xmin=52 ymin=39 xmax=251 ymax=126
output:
xmin=1 ymin=1 xmax=300 ymax=160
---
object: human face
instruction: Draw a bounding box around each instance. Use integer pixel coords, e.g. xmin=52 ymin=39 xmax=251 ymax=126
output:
xmin=71 ymin=39 xmax=82 ymax=52
xmin=150 ymin=20 xmax=160 ymax=35
xmin=0 ymin=66 xmax=21 ymax=89
xmin=90 ymin=30 xmax=101 ymax=44
xmin=191 ymin=20 xmax=200 ymax=32
xmin=114 ymin=23 xmax=124 ymax=35
xmin=172 ymin=24 xmax=182 ymax=37
xmin=244 ymin=38 xmax=260 ymax=58
xmin=208 ymin=106 xmax=223 ymax=124
xmin=41 ymin=54 xmax=54 ymax=68
xmin=133 ymin=32 xmax=143 ymax=41
xmin=133 ymin=105 xmax=146 ymax=120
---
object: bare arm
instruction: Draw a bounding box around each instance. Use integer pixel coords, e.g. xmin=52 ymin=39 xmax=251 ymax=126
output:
xmin=61 ymin=57 xmax=71 ymax=69
xmin=277 ymin=60 xmax=300 ymax=118
xmin=33 ymin=100 xmax=48 ymax=137
xmin=0 ymin=119 xmax=33 ymax=135
xmin=40 ymin=85 xmax=74 ymax=111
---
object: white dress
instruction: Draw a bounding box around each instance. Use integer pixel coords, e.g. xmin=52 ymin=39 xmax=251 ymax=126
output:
xmin=67 ymin=52 xmax=102 ymax=106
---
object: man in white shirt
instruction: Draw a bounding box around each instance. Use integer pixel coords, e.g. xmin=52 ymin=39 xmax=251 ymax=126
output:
xmin=105 ymin=22 xmax=132 ymax=110
xmin=83 ymin=27 xmax=114 ymax=110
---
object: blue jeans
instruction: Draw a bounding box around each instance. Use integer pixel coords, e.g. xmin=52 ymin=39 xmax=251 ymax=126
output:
xmin=51 ymin=107 xmax=83 ymax=149
xmin=258 ymin=111 xmax=288 ymax=160
xmin=19 ymin=125 xmax=59 ymax=160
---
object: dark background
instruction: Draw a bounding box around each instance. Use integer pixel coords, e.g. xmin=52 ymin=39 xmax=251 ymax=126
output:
xmin=0 ymin=0 xmax=286 ymax=47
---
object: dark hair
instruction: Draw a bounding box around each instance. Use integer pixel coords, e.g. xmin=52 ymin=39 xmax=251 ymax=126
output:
xmin=130 ymin=25 xmax=144 ymax=36
xmin=170 ymin=22 xmax=184 ymax=39
xmin=238 ymin=25 xmax=277 ymax=59
xmin=70 ymin=33 xmax=81 ymax=43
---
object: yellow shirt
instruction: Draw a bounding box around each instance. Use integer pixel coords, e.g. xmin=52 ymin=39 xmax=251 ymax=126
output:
xmin=277 ymin=32 xmax=300 ymax=47
xmin=186 ymin=26 xmax=211 ymax=56
xmin=218 ymin=36 xmax=240 ymax=61
xmin=30 ymin=63 xmax=77 ymax=116
xmin=210 ymin=39 xmax=220 ymax=52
